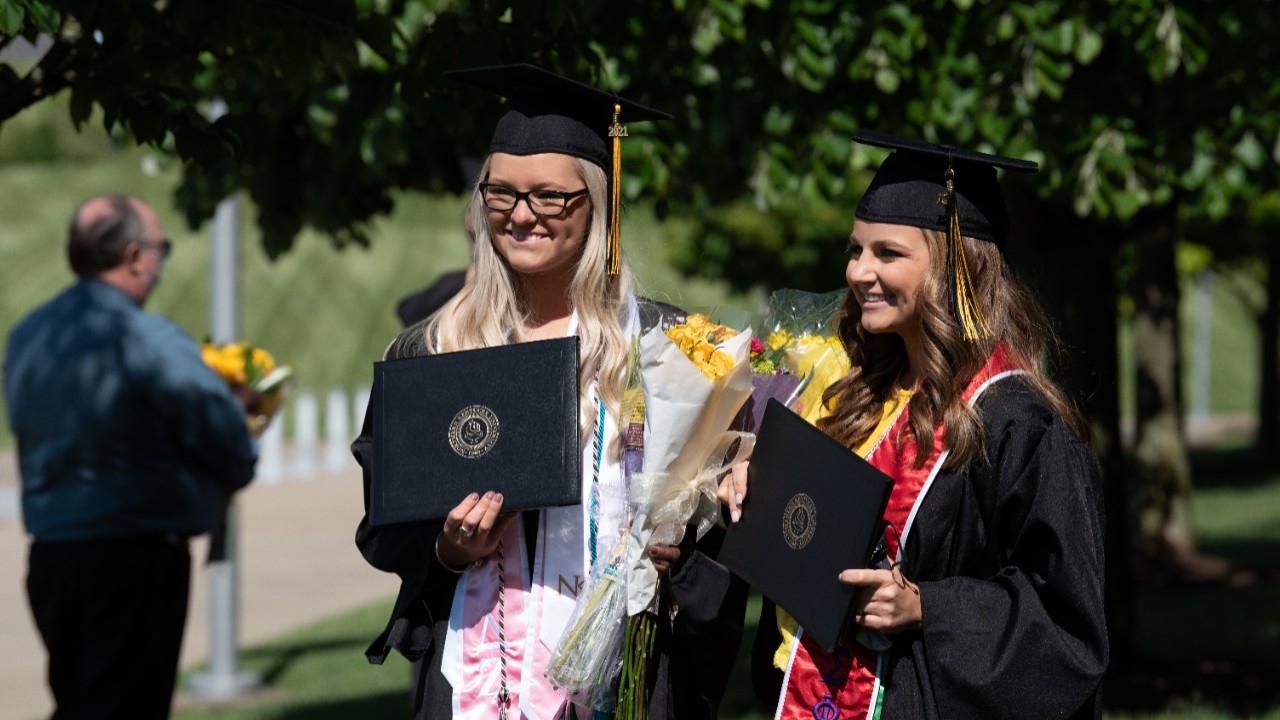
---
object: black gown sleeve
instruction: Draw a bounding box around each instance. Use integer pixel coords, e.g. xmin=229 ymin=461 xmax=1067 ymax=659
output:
xmin=352 ymin=322 xmax=459 ymax=664
xmin=903 ymin=382 xmax=1108 ymax=719
xmin=653 ymin=522 xmax=750 ymax=718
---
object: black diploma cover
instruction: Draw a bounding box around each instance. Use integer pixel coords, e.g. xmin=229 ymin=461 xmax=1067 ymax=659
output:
xmin=719 ymin=398 xmax=894 ymax=650
xmin=368 ymin=337 xmax=581 ymax=526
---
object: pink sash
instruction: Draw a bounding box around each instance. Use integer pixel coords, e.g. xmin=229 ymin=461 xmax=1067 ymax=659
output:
xmin=445 ymin=519 xmax=536 ymax=718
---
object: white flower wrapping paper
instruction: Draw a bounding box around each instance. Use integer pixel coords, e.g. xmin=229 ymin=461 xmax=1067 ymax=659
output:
xmin=623 ymin=324 xmax=756 ymax=616
xmin=546 ymin=320 xmax=756 ymax=699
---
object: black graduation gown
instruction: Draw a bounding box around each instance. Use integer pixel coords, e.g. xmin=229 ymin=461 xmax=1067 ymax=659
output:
xmin=752 ymin=377 xmax=1108 ymax=719
xmin=353 ymin=300 xmax=748 ymax=719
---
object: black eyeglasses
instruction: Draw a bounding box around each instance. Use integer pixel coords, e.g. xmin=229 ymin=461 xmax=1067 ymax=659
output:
xmin=142 ymin=238 xmax=172 ymax=260
xmin=479 ymin=183 xmax=589 ymax=217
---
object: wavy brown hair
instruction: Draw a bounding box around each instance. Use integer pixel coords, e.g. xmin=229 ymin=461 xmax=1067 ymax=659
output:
xmin=817 ymin=228 xmax=1090 ymax=470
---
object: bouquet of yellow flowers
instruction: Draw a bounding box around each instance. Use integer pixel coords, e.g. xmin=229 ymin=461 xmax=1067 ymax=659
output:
xmin=742 ymin=289 xmax=849 ymax=428
xmin=632 ymin=313 xmax=754 ymax=555
xmin=546 ymin=313 xmax=755 ymax=718
xmin=200 ymin=341 xmax=294 ymax=436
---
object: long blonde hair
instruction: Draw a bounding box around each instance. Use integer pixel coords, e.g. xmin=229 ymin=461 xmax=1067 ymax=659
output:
xmin=424 ymin=155 xmax=636 ymax=453
xmin=819 ymin=228 xmax=1089 ymax=469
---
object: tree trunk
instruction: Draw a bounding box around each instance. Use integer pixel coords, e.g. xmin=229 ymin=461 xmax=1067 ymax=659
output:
xmin=1127 ymin=204 xmax=1196 ymax=562
xmin=1256 ymin=237 xmax=1280 ymax=465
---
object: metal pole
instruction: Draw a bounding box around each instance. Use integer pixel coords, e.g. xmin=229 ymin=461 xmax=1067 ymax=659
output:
xmin=186 ymin=98 xmax=262 ymax=700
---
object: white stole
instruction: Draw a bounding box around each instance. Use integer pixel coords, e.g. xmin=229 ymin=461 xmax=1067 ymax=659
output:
xmin=442 ymin=301 xmax=639 ymax=719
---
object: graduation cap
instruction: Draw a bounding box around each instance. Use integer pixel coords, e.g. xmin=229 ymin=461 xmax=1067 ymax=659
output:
xmin=444 ymin=63 xmax=673 ymax=275
xmin=852 ymin=130 xmax=1039 ymax=341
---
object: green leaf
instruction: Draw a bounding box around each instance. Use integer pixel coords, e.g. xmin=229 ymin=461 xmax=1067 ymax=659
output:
xmin=795 ymin=43 xmax=835 ymax=85
xmin=994 ymin=11 xmax=1016 ymax=41
xmin=1033 ymin=66 xmax=1064 ymax=101
xmin=0 ymin=0 xmax=25 ymax=35
xmin=794 ymin=17 xmax=828 ymax=50
xmin=874 ymin=67 xmax=900 ymax=94
xmin=1036 ymin=19 xmax=1073 ymax=55
xmin=1074 ymin=24 xmax=1103 ymax=65
xmin=763 ymin=105 xmax=794 ymax=136
xmin=1232 ymin=132 xmax=1266 ymax=169
xmin=1110 ymin=189 xmax=1144 ymax=220
xmin=68 ymin=88 xmax=95 ymax=129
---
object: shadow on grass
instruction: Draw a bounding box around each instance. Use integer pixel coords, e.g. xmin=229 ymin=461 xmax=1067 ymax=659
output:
xmin=266 ymin=691 xmax=410 ymax=719
xmin=1105 ymin=658 xmax=1280 ymax=718
xmin=1112 ymin=535 xmax=1280 ymax=718
xmin=175 ymin=607 xmax=413 ymax=720
xmin=1195 ymin=538 xmax=1280 ymax=575
xmin=178 ymin=689 xmax=410 ymax=720
xmin=1188 ymin=445 xmax=1277 ymax=488
xmin=234 ymin=638 xmax=370 ymax=687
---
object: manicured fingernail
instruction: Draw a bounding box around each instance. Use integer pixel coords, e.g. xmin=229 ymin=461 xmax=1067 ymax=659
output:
xmin=493 ymin=493 xmax=503 ymax=503
xmin=468 ymin=493 xmax=479 ymax=501
xmin=735 ymin=494 xmax=743 ymax=505
xmin=484 ymin=491 xmax=494 ymax=500
xmin=731 ymin=509 xmax=741 ymax=523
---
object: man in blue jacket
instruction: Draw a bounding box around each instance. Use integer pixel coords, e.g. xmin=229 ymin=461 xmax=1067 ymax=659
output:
xmin=3 ymin=194 xmax=258 ymax=718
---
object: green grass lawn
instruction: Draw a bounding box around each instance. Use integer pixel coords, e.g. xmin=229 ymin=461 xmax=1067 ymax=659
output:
xmin=173 ymin=599 xmax=414 ymax=720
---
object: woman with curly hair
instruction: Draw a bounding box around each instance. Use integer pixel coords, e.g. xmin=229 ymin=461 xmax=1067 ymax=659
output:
xmin=721 ymin=131 xmax=1108 ymax=719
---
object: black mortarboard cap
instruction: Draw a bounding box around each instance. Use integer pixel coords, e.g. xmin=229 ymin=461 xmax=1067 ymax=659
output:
xmin=853 ymin=130 xmax=1037 ymax=245
xmin=444 ymin=63 xmax=672 ymax=274
xmin=443 ymin=63 xmax=672 ymax=173
xmin=852 ymin=131 xmax=1039 ymax=341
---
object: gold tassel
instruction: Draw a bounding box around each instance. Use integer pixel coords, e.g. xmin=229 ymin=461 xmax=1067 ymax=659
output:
xmin=607 ymin=103 xmax=627 ymax=275
xmin=946 ymin=168 xmax=989 ymax=341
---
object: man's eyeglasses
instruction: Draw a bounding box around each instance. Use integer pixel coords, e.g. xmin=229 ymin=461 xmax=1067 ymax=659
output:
xmin=142 ymin=238 xmax=172 ymax=260
xmin=479 ymin=183 xmax=589 ymax=217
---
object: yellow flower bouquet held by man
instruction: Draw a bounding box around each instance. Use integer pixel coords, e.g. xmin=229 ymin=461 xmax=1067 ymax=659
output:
xmin=200 ymin=341 xmax=294 ymax=436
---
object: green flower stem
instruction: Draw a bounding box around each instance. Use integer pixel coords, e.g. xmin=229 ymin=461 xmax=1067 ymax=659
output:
xmin=616 ymin=612 xmax=656 ymax=720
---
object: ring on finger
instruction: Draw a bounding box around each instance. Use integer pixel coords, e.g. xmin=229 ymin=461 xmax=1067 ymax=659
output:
xmin=458 ymin=525 xmax=474 ymax=539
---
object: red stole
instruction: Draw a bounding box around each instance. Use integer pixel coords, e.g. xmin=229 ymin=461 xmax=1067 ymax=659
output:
xmin=776 ymin=346 xmax=1021 ymax=720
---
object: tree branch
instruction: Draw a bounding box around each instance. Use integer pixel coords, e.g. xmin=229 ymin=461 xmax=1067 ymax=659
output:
xmin=256 ymin=0 xmax=406 ymax=66
xmin=0 ymin=38 xmax=77 ymax=123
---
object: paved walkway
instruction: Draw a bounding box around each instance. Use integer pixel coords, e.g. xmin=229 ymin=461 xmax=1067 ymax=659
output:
xmin=0 ymin=454 xmax=400 ymax=720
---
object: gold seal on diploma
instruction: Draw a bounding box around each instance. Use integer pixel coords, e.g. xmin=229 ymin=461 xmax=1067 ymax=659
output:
xmin=782 ymin=493 xmax=817 ymax=550
xmin=448 ymin=405 xmax=500 ymax=459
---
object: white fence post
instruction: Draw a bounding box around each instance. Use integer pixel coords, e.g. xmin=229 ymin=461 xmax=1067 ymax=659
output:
xmin=250 ymin=387 xmax=370 ymax=484
xmin=354 ymin=386 xmax=371 ymax=433
xmin=325 ymin=389 xmax=352 ymax=472
xmin=292 ymin=392 xmax=319 ymax=479
xmin=257 ymin=411 xmax=286 ymax=485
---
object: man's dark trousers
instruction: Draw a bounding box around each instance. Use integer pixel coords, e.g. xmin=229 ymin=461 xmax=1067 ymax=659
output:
xmin=27 ymin=534 xmax=190 ymax=719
